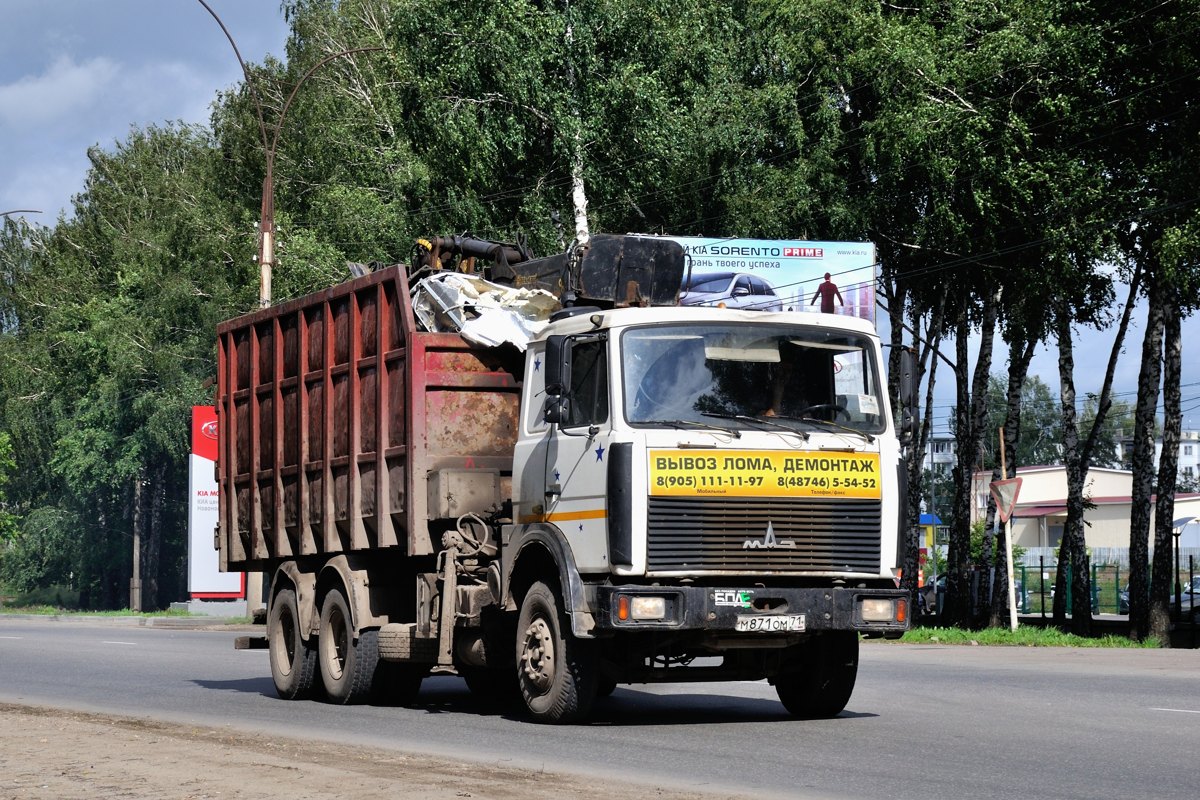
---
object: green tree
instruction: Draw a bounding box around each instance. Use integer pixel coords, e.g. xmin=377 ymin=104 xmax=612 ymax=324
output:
xmin=980 ymin=374 xmax=1063 ymax=470
xmin=1079 ymin=0 xmax=1200 ymax=643
xmin=0 ymin=123 xmax=254 ymax=608
xmin=0 ymin=431 xmax=16 ymax=544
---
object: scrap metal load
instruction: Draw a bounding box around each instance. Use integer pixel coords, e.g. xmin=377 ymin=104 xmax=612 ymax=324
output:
xmin=411 ymin=233 xmax=687 ymax=309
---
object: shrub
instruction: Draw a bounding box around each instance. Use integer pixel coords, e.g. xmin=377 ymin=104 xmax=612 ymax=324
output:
xmin=6 ymin=584 xmax=81 ymax=610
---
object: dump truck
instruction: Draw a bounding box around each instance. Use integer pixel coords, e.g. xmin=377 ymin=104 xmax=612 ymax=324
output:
xmin=215 ymin=234 xmax=914 ymax=723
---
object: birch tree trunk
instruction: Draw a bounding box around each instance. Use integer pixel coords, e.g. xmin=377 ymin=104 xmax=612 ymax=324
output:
xmin=1053 ymin=312 xmax=1092 ymax=634
xmin=901 ymin=298 xmax=944 ymax=605
xmin=1129 ymin=283 xmax=1164 ymax=641
xmin=947 ymin=310 xmax=974 ymax=627
xmin=947 ymin=295 xmax=997 ymax=627
xmin=1149 ymin=293 xmax=1181 ymax=642
xmin=562 ymin=0 xmax=590 ymax=251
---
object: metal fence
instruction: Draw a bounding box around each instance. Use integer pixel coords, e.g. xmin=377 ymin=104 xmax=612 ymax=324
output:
xmin=1014 ymin=552 xmax=1197 ymax=616
xmin=1019 ymin=547 xmax=1200 ymax=572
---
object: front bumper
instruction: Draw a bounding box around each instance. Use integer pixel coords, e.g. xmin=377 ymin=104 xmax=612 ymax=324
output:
xmin=591 ymin=584 xmax=909 ymax=637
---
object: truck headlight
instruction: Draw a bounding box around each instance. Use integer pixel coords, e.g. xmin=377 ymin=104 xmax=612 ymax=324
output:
xmin=861 ymin=598 xmax=896 ymax=623
xmin=617 ymin=594 xmax=667 ymax=621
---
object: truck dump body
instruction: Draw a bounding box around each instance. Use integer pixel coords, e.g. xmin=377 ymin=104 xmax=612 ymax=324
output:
xmin=216 ymin=265 xmax=521 ymax=571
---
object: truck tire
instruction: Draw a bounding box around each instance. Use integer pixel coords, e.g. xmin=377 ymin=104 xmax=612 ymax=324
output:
xmin=773 ymin=632 xmax=859 ymax=719
xmin=268 ymin=587 xmax=316 ymax=700
xmin=516 ymin=581 xmax=597 ymax=723
xmin=317 ymin=587 xmax=378 ymax=704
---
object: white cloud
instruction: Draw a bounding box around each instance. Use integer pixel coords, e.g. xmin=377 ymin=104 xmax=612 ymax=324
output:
xmin=2 ymin=159 xmax=87 ymax=223
xmin=121 ymin=59 xmax=231 ymax=128
xmin=0 ymin=55 xmax=120 ymax=129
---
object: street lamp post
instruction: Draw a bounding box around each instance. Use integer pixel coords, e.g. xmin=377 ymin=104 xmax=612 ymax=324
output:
xmin=1172 ymin=517 xmax=1196 ymax=624
xmin=1174 ymin=528 xmax=1183 ymax=623
xmin=196 ymin=0 xmax=380 ymax=307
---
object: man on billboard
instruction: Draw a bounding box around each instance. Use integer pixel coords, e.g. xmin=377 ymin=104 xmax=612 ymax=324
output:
xmin=810 ymin=272 xmax=844 ymax=314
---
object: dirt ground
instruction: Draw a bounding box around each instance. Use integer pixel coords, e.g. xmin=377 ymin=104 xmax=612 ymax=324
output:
xmin=0 ymin=702 xmax=746 ymax=800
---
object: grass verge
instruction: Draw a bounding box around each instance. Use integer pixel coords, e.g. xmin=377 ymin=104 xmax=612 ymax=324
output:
xmin=1 ymin=605 xmax=194 ymax=618
xmin=897 ymin=625 xmax=1158 ymax=648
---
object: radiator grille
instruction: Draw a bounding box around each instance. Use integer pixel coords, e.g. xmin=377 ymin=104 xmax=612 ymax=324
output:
xmin=646 ymin=496 xmax=882 ymax=573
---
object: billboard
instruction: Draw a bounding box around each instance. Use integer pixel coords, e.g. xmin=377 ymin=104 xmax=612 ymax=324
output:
xmin=188 ymin=406 xmax=242 ymax=598
xmin=662 ymin=236 xmax=877 ymax=325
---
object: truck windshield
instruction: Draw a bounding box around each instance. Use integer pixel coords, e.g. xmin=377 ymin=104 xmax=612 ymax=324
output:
xmin=621 ymin=323 xmax=886 ymax=435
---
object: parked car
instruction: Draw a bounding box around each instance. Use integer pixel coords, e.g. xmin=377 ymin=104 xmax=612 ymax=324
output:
xmin=917 ymin=575 xmax=945 ymax=616
xmin=1177 ymin=579 xmax=1200 ymax=622
xmin=915 ymin=575 xmax=1028 ymax=616
xmin=679 ymin=271 xmax=784 ymax=312
xmin=1117 ymin=582 xmax=1199 ymax=620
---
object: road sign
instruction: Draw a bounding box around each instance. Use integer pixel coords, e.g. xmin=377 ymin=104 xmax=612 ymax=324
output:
xmin=990 ymin=477 xmax=1022 ymax=523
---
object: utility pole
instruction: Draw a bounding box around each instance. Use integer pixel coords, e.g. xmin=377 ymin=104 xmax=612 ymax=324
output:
xmin=130 ymin=477 xmax=143 ymax=612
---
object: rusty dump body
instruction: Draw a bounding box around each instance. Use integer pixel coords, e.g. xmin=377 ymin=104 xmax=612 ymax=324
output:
xmin=216 ymin=264 xmax=523 ymax=572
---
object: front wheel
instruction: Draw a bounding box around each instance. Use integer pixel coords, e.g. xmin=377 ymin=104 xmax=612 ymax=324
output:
xmin=318 ymin=586 xmax=378 ymax=704
xmin=773 ymin=632 xmax=859 ymax=719
xmin=268 ymin=587 xmax=316 ymax=700
xmin=516 ymin=581 xmax=597 ymax=723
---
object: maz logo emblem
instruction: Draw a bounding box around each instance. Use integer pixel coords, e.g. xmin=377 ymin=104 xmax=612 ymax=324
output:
xmin=201 ymin=421 xmax=218 ymax=440
xmin=742 ymin=521 xmax=795 ymax=550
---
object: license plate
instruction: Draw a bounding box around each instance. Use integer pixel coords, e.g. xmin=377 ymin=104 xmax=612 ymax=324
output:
xmin=734 ymin=614 xmax=806 ymax=633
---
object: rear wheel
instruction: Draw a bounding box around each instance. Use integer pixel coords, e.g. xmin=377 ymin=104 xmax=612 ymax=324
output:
xmin=516 ymin=581 xmax=596 ymax=723
xmin=318 ymin=586 xmax=378 ymax=704
xmin=773 ymin=632 xmax=859 ymax=719
xmin=267 ymin=587 xmax=316 ymax=700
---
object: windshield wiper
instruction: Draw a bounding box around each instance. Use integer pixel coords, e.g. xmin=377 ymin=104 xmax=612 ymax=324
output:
xmin=654 ymin=418 xmax=741 ymax=438
xmin=781 ymin=415 xmax=875 ymax=444
xmin=702 ymin=412 xmax=809 ymax=441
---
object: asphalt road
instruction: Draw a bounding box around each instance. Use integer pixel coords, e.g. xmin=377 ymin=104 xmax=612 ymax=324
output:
xmin=1 ymin=617 xmax=1196 ymax=799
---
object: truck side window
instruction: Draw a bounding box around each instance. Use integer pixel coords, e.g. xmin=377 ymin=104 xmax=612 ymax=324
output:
xmin=566 ymin=338 xmax=608 ymax=428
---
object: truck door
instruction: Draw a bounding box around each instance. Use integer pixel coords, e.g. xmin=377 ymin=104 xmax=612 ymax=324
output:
xmin=544 ymin=334 xmax=612 ymax=571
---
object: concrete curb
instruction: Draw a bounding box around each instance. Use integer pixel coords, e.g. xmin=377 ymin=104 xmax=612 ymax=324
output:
xmin=0 ymin=614 xmax=260 ymax=631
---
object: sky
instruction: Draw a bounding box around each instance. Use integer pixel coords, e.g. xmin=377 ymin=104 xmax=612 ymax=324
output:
xmin=1 ymin=1 xmax=1196 ymax=431
xmin=0 ymin=0 xmax=289 ymax=223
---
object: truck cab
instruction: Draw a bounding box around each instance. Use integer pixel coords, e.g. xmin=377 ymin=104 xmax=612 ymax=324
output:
xmin=500 ymin=305 xmax=908 ymax=721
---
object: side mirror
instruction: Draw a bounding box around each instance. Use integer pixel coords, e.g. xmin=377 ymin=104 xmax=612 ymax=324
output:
xmin=543 ymin=335 xmax=572 ymax=425
xmin=544 ymin=397 xmax=570 ymax=425
xmin=544 ymin=335 xmax=571 ymax=397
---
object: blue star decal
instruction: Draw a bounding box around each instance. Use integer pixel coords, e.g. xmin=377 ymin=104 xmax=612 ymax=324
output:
xmin=578 ymin=523 xmax=584 ymax=532
xmin=594 ymin=444 xmax=605 ymax=462
xmin=554 ymin=469 xmax=561 ymax=482
xmin=534 ymin=357 xmax=541 ymax=372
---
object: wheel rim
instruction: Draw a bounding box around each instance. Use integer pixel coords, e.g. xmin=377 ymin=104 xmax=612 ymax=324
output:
xmin=520 ymin=616 xmax=555 ymax=694
xmin=270 ymin=606 xmax=297 ymax=678
xmin=322 ymin=603 xmax=348 ymax=681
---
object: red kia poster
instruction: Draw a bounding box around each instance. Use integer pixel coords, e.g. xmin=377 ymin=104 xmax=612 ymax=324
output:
xmin=189 ymin=406 xmax=242 ymax=598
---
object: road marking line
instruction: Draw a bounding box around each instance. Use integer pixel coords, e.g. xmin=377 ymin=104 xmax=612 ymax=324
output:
xmin=102 ymin=641 xmax=138 ymax=646
xmin=1150 ymin=707 xmax=1200 ymax=714
xmin=0 ymin=636 xmax=22 ymax=639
